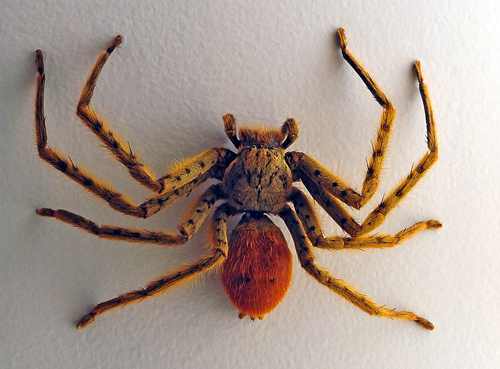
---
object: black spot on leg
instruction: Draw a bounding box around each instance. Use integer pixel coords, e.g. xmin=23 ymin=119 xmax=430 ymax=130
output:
xmin=340 ymin=218 xmax=347 ymax=225
xmin=185 ymin=168 xmax=191 ymax=174
xmin=113 ymin=228 xmax=122 ymax=235
xmin=367 ymin=167 xmax=374 ymax=177
xmin=137 ymin=289 xmax=148 ymax=298
xmin=376 ymin=150 xmax=383 ymax=157
xmin=187 ymin=219 xmax=194 ymax=225
xmin=332 ymin=182 xmax=338 ymax=188
xmin=200 ymin=161 xmax=205 ymax=168
xmin=314 ymin=170 xmax=320 ymax=176
xmin=83 ymin=178 xmax=93 ymax=187
xmin=94 ymin=121 xmax=102 ymax=132
xmin=111 ymin=140 xmax=119 ymax=149
xmin=395 ymin=189 xmax=403 ymax=197
xmin=340 ymin=190 xmax=347 ymax=197
xmin=175 ymin=176 xmax=182 ymax=181
xmin=56 ymin=160 xmax=68 ymax=172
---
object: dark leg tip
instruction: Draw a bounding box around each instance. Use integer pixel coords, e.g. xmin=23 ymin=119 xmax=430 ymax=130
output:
xmin=107 ymin=35 xmax=122 ymax=54
xmin=35 ymin=49 xmax=44 ymax=74
xmin=415 ymin=316 xmax=434 ymax=330
xmin=76 ymin=313 xmax=95 ymax=329
xmin=36 ymin=208 xmax=55 ymax=217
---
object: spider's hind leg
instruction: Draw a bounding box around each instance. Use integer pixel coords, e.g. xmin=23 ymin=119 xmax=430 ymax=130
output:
xmin=279 ymin=205 xmax=434 ymax=330
xmin=76 ymin=204 xmax=234 ymax=329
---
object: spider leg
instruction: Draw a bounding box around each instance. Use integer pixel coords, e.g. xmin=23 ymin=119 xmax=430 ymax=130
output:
xmin=279 ymin=205 xmax=434 ymax=330
xmin=76 ymin=203 xmax=234 ymax=329
xmin=36 ymin=208 xmax=186 ymax=245
xmin=73 ymin=36 xmax=164 ymax=192
xmin=34 ymin=50 xmax=234 ymax=218
xmin=358 ymin=61 xmax=438 ymax=235
xmin=318 ymin=220 xmax=442 ymax=250
xmin=35 ymin=50 xmax=142 ymax=216
xmin=287 ymin=39 xmax=438 ymax=237
xmin=36 ymin=183 xmax=225 ymax=244
xmin=285 ymin=28 xmax=398 ymax=210
xmin=338 ymin=28 xmax=396 ymax=207
xmin=74 ymin=36 xmax=164 ymax=191
xmin=289 ymin=188 xmax=441 ymax=248
xmin=293 ymin=178 xmax=360 ymax=237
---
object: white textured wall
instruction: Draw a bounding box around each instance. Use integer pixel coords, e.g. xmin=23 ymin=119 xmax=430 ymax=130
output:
xmin=1 ymin=0 xmax=499 ymax=368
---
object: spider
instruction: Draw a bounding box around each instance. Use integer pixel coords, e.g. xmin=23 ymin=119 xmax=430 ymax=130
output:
xmin=33 ymin=28 xmax=440 ymax=330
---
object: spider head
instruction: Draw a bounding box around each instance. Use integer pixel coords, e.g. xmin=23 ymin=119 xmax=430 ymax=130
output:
xmin=223 ymin=114 xmax=299 ymax=149
xmin=238 ymin=118 xmax=299 ymax=149
xmin=238 ymin=126 xmax=285 ymax=147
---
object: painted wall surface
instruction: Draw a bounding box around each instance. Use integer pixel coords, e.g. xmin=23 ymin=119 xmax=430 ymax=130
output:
xmin=1 ymin=1 xmax=498 ymax=368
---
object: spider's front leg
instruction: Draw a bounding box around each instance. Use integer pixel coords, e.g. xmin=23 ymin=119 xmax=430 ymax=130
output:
xmin=76 ymin=204 xmax=234 ymax=329
xmin=285 ymin=28 xmax=396 ymax=208
xmin=34 ymin=47 xmax=235 ymax=219
xmin=75 ymin=36 xmax=166 ymax=192
xmin=279 ymin=205 xmax=434 ymax=330
xmin=287 ymin=30 xmax=439 ymax=237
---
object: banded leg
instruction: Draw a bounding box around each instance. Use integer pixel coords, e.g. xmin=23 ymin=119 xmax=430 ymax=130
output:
xmin=76 ymin=36 xmax=162 ymax=192
xmin=290 ymin=188 xmax=441 ymax=249
xmin=76 ymin=36 xmax=238 ymax=195
xmin=317 ymin=220 xmax=442 ymax=250
xmin=279 ymin=206 xmax=433 ymax=330
xmin=298 ymin=176 xmax=360 ymax=237
xmin=76 ymin=203 xmax=233 ymax=329
xmin=359 ymin=61 xmax=438 ymax=235
xmin=35 ymin=49 xmax=142 ymax=217
xmin=35 ymin=184 xmax=225 ymax=244
xmin=34 ymin=52 xmax=231 ymax=219
xmin=338 ymin=28 xmax=396 ymax=207
xmin=36 ymin=208 xmax=186 ymax=245
xmin=286 ymin=29 xmax=396 ymax=209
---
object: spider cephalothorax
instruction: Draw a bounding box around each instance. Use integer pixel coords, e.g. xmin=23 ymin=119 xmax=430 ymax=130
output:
xmin=33 ymin=28 xmax=440 ymax=330
xmin=222 ymin=123 xmax=295 ymax=213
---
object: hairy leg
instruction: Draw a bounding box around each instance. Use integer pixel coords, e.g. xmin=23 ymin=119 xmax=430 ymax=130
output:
xmin=279 ymin=205 xmax=434 ymax=330
xmin=76 ymin=204 xmax=234 ymax=329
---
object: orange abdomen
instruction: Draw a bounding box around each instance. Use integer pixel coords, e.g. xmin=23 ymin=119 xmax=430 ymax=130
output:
xmin=221 ymin=215 xmax=292 ymax=319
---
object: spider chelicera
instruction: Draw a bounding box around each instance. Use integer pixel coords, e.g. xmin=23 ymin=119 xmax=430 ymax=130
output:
xmin=34 ymin=28 xmax=440 ymax=330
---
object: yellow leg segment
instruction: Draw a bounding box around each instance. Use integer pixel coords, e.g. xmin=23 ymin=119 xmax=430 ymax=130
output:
xmin=76 ymin=204 xmax=232 ymax=329
xmin=280 ymin=205 xmax=434 ymax=330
